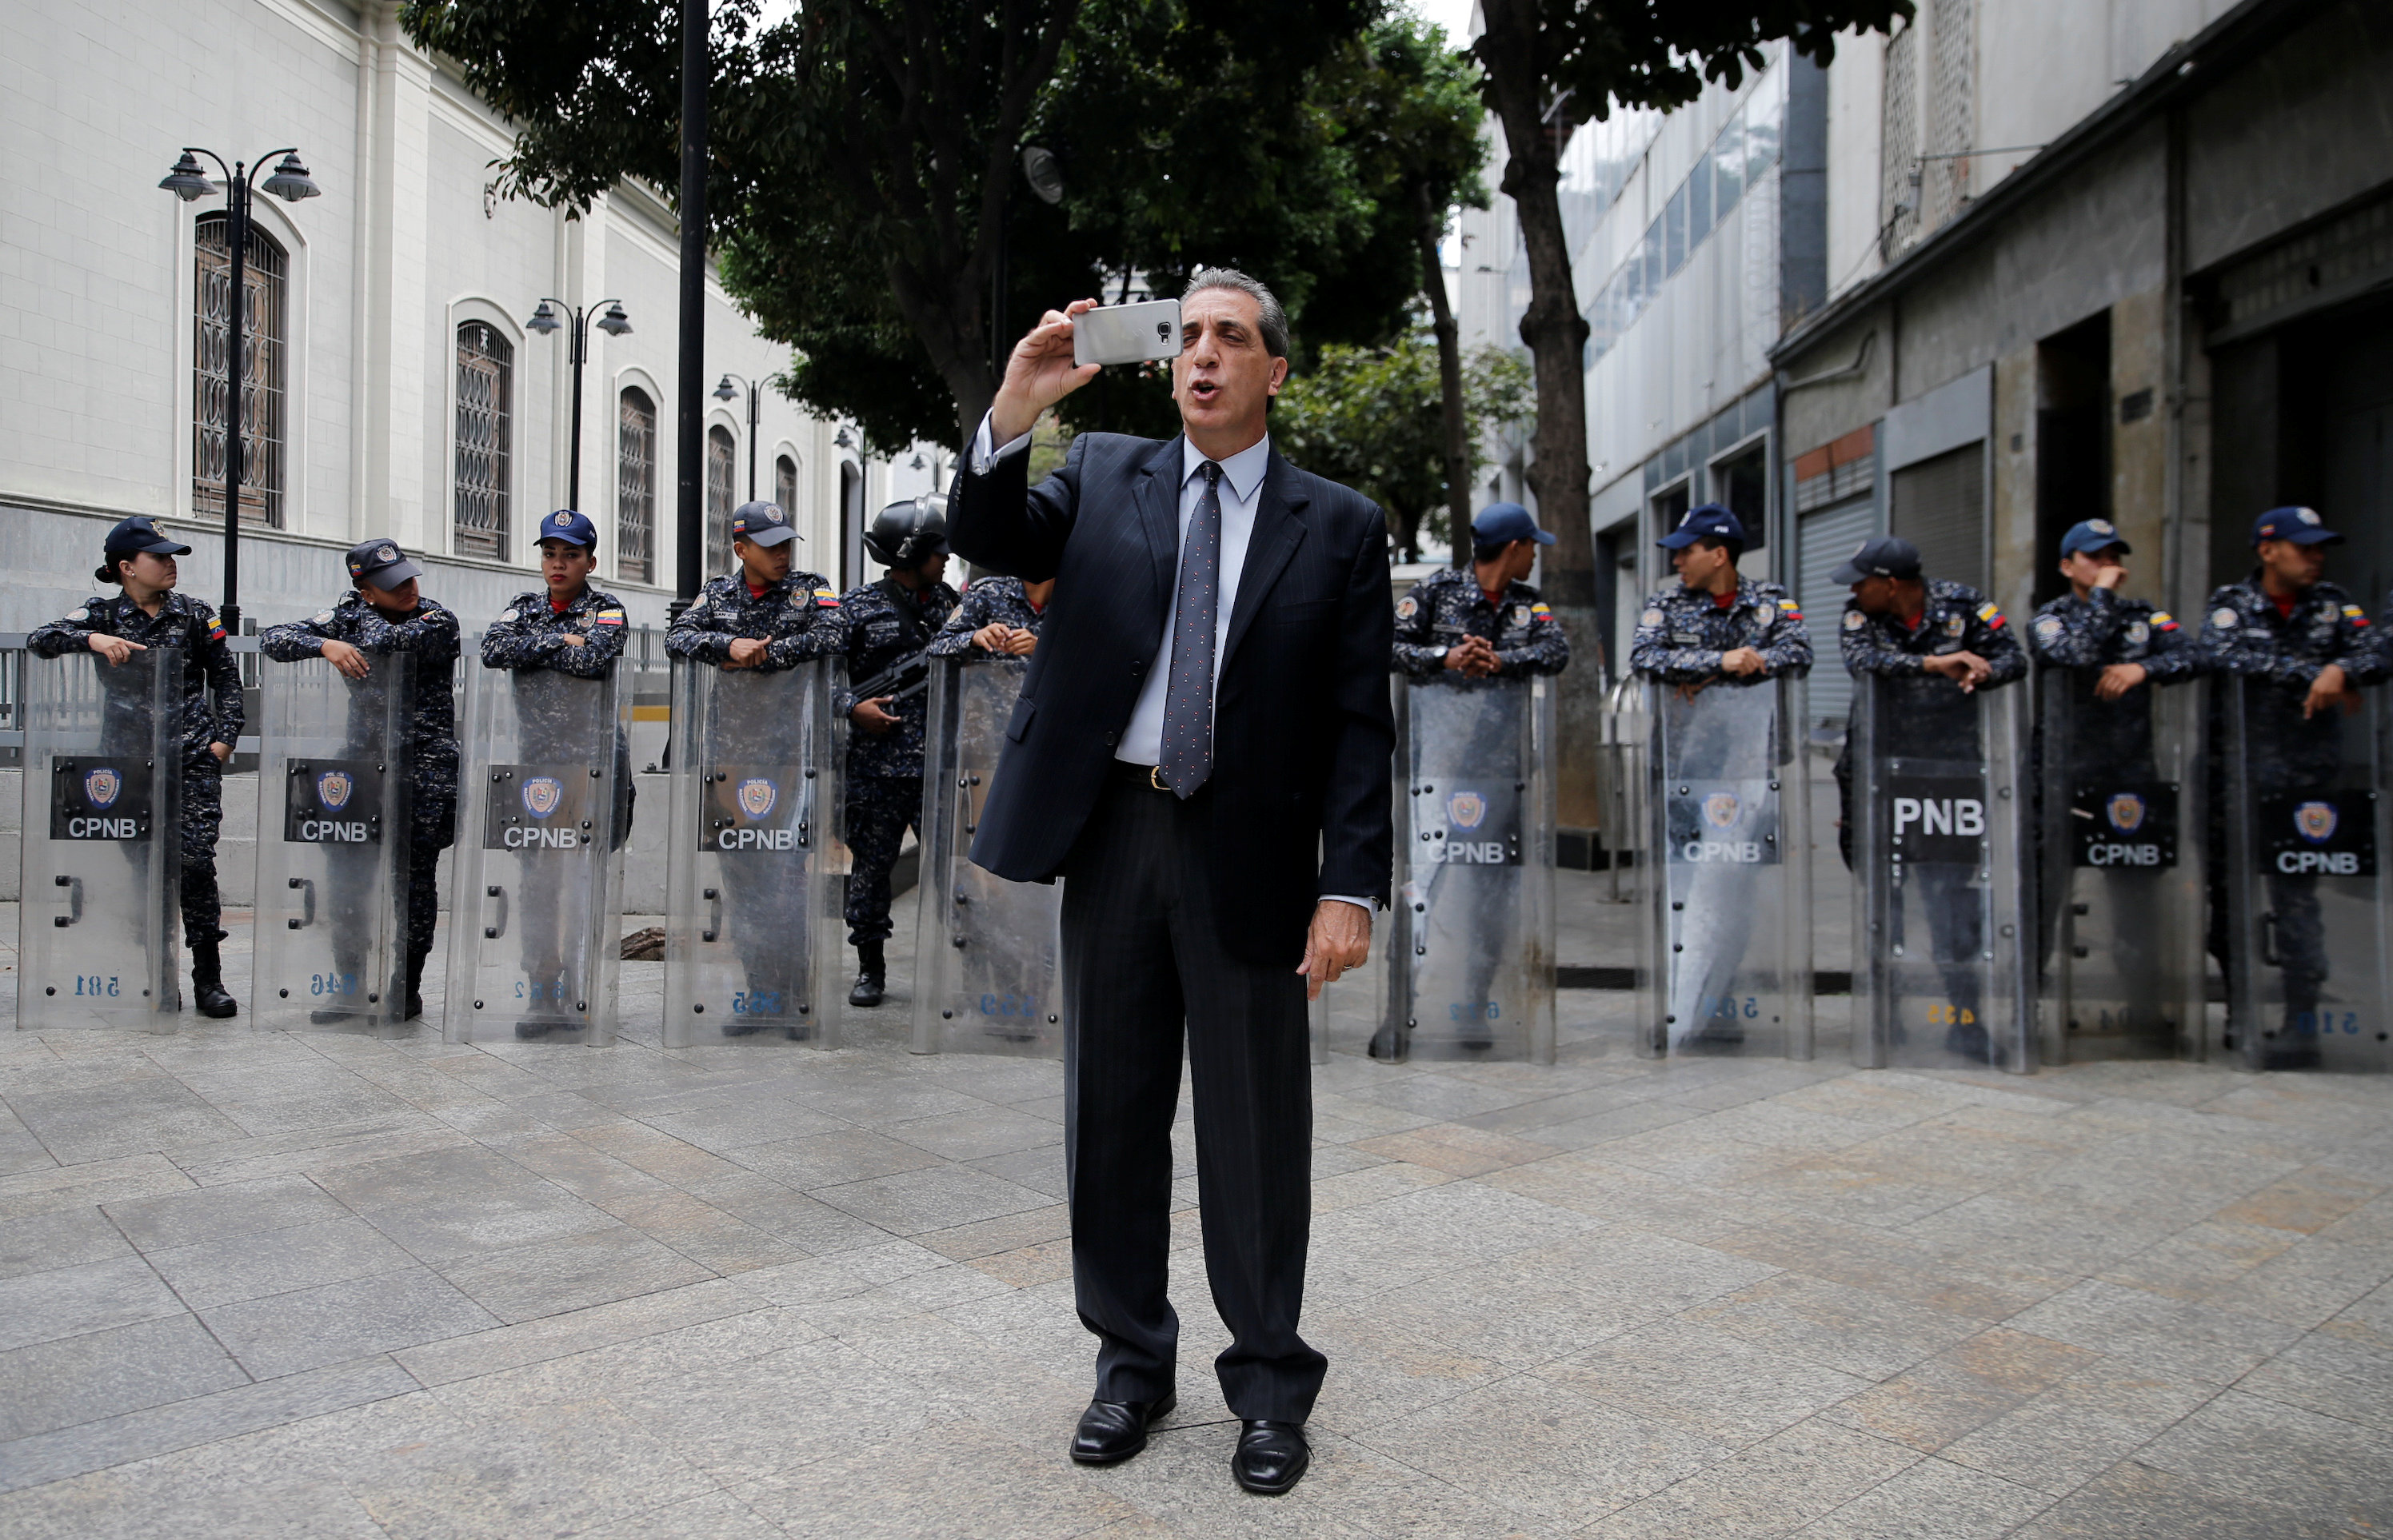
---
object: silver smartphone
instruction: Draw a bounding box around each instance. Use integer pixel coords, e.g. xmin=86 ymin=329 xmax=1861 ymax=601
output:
xmin=1073 ymin=298 xmax=1183 ymax=368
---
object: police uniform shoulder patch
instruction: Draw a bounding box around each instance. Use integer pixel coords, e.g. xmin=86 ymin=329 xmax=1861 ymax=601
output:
xmin=2033 ymin=615 xmax=2063 ymax=643
xmin=2343 ymin=604 xmax=2371 ymax=627
xmin=1842 ymin=609 xmax=1866 ymax=632
xmin=1944 ymin=613 xmax=1966 ymax=636
xmin=2127 ymin=620 xmax=2149 ymax=645
xmin=2152 ymin=611 xmax=2178 ymax=630
xmin=593 ymin=608 xmax=625 ymax=627
xmin=498 ymin=608 xmax=519 ymax=623
xmin=1530 ymin=602 xmax=1551 ymax=617
xmin=1510 ymin=603 xmax=1531 ymax=625
xmin=66 ymin=608 xmax=87 ymax=622
xmin=1641 ymin=608 xmax=1665 ymax=628
xmin=2211 ymin=607 xmax=2239 ymax=628
xmin=1976 ymin=601 xmax=2005 ymax=628
xmin=1396 ymin=596 xmax=1417 ymax=620
xmin=313 ymin=611 xmax=334 ymax=625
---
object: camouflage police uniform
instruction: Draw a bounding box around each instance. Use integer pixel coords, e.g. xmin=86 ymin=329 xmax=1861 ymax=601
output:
xmin=925 ymin=576 xmax=1047 ymax=657
xmin=262 ymin=594 xmax=463 ymax=991
xmin=1628 ymin=580 xmax=1811 ymax=683
xmin=2199 ymin=575 xmax=2387 ymax=1036
xmin=1391 ymin=566 xmax=1570 ymax=678
xmin=833 ymin=575 xmax=958 ymax=946
xmin=2027 ymin=591 xmax=2200 ymax=778
xmin=28 ymin=591 xmax=242 ymax=949
xmin=1629 ymin=582 xmax=1810 ymax=1047
xmin=664 ymin=569 xmax=845 ymax=669
xmin=1835 ymin=580 xmax=2027 ymax=1047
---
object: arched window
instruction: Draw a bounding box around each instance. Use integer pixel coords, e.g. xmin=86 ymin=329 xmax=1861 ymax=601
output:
xmin=839 ymin=461 xmax=862 ymax=588
xmin=706 ymin=425 xmax=737 ymax=574
xmin=193 ymin=213 xmax=289 ymax=527
xmin=775 ymin=454 xmax=797 ymax=523
xmin=617 ymin=388 xmax=657 ymax=584
xmin=453 ymin=322 xmax=513 ymax=558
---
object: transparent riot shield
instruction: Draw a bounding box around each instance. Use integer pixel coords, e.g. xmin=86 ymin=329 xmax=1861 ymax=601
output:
xmin=444 ymin=656 xmax=633 ymax=1044
xmin=16 ymin=648 xmax=182 ymax=1031
xmin=250 ymin=654 xmax=414 ymax=1034
xmin=2220 ymin=677 xmax=2390 ymax=1072
xmin=1850 ymin=674 xmax=2032 ymax=1071
xmin=2035 ymin=667 xmax=2201 ymax=1063
xmin=663 ymin=656 xmax=845 ymax=1047
xmin=1636 ymin=674 xmax=1813 ymax=1059
xmin=913 ymin=656 xmax=1065 ymax=1057
xmin=1379 ymin=674 xmax=1557 ymax=1063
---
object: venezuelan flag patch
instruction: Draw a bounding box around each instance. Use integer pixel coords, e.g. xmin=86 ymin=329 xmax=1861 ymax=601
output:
xmin=1976 ymin=601 xmax=2006 ymax=628
xmin=1529 ymin=603 xmax=1551 ymax=618
xmin=2151 ymin=611 xmax=2179 ymax=631
xmin=206 ymin=622 xmax=227 ymax=641
xmin=593 ymin=608 xmax=625 ymax=627
xmin=1778 ymin=597 xmax=1803 ymax=620
xmin=2343 ymin=604 xmax=2371 ymax=627
xmin=815 ymin=588 xmax=841 ymax=608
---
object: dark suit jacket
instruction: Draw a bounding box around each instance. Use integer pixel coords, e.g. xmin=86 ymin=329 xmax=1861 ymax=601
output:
xmin=949 ymin=430 xmax=1396 ymax=967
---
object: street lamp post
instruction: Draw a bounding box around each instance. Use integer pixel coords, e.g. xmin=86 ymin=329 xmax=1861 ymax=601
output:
xmin=527 ymin=299 xmax=633 ymax=509
xmin=713 ymin=373 xmax=761 ymax=501
xmin=159 ymin=147 xmax=321 ymax=636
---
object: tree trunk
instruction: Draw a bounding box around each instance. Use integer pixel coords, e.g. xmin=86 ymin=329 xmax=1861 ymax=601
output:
xmin=1415 ymin=182 xmax=1472 ymax=570
xmin=1476 ymin=0 xmax=1604 ymax=830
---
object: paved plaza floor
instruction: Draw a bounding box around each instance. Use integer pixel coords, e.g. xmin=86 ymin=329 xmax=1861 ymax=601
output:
xmin=1 ymin=876 xmax=2389 ymax=1538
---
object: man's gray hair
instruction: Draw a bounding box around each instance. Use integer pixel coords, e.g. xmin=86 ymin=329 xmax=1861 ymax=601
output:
xmin=1184 ymin=267 xmax=1288 ymax=358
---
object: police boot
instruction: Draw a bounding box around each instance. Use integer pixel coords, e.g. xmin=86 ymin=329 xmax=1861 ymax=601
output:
xmin=189 ymin=933 xmax=238 ymax=1019
xmin=404 ymin=950 xmax=429 ymax=1022
xmin=849 ymin=941 xmax=887 ymax=1008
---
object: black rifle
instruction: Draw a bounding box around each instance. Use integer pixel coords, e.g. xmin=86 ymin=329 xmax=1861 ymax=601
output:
xmin=851 ymin=652 xmax=930 ymax=705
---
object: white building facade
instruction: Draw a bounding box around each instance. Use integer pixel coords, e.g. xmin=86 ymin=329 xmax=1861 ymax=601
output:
xmin=1 ymin=0 xmax=893 ymax=636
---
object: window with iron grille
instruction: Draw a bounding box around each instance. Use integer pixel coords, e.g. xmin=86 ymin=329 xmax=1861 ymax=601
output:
xmin=617 ymin=388 xmax=657 ymax=584
xmin=193 ymin=213 xmax=289 ymax=528
xmin=706 ymin=425 xmax=737 ymax=574
xmin=453 ymin=322 xmax=513 ymax=559
xmin=776 ymin=455 xmax=797 ymax=523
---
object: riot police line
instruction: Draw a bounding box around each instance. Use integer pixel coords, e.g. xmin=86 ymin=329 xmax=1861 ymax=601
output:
xmin=15 ymin=499 xmax=2393 ymax=1077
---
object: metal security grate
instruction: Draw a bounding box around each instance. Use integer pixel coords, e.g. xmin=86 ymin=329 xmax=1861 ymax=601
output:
xmin=453 ymin=322 xmax=513 ymax=559
xmin=193 ymin=214 xmax=287 ymax=528
xmin=618 ymin=389 xmax=657 ymax=584
xmin=706 ymin=425 xmax=737 ymax=576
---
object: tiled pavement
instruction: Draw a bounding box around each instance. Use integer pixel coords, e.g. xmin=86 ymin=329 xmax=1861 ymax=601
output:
xmin=1 ymin=880 xmax=2389 ymax=1538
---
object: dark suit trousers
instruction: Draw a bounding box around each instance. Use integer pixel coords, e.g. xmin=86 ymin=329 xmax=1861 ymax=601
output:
xmin=1059 ymin=767 xmax=1325 ymax=1422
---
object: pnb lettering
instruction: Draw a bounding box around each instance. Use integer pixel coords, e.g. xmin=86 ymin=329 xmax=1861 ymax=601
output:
xmin=504 ymin=827 xmax=584 ymax=850
xmin=716 ymin=828 xmax=796 ymax=851
xmin=1893 ymin=796 xmax=1984 ymax=836
xmin=2278 ymin=850 xmax=2362 ymax=876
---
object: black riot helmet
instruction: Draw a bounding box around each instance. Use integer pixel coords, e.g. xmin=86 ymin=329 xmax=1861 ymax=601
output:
xmin=862 ymin=493 xmax=951 ymax=569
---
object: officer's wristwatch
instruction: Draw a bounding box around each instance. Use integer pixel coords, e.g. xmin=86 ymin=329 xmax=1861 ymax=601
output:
xmin=1428 ymin=644 xmax=1449 ymax=660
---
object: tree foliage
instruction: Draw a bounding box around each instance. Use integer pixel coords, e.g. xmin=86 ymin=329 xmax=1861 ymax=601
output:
xmin=403 ymin=0 xmax=1466 ymax=453
xmin=1276 ymin=339 xmax=1532 ymax=561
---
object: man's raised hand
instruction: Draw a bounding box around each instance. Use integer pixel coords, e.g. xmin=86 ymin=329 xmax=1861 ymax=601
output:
xmin=989 ymin=300 xmax=1103 ymax=444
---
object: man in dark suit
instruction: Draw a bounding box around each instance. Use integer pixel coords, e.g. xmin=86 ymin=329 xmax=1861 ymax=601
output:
xmin=950 ymin=270 xmax=1393 ymax=1496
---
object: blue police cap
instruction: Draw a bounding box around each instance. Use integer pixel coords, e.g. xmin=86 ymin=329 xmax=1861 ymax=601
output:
xmin=729 ymin=501 xmax=799 ymax=549
xmin=104 ymin=516 xmax=192 ymax=557
xmin=1656 ymin=503 xmax=1748 ymax=550
xmin=1472 ymin=502 xmax=1554 ymax=547
xmin=2058 ymin=519 xmax=2131 ymax=558
xmin=1829 ymin=535 xmax=1922 ymax=585
xmin=2251 ymin=506 xmax=2341 ymax=546
xmin=536 ymin=509 xmax=598 ymax=548
xmin=346 ymin=538 xmax=423 ymax=588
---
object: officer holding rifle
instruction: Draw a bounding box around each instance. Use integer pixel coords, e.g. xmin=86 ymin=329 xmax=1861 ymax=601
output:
xmin=834 ymin=494 xmax=960 ymax=1006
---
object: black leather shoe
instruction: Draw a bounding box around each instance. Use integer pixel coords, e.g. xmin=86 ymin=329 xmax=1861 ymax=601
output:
xmin=1070 ymin=1392 xmax=1174 ymax=1466
xmin=1230 ymin=1420 xmax=1309 ymax=1495
xmin=405 ymin=991 xmax=424 ymax=1022
xmin=194 ymin=979 xmax=238 ymax=1019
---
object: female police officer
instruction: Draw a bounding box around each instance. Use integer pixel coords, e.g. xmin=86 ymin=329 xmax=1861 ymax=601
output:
xmin=28 ymin=517 xmax=245 ymax=1017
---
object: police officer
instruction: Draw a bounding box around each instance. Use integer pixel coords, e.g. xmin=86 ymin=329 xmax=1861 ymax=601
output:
xmin=1629 ymin=505 xmax=1810 ymax=684
xmin=260 ymin=539 xmax=462 ymax=1020
xmin=481 ymin=509 xmax=633 ymax=1036
xmin=666 ymin=501 xmax=843 ymax=1036
xmin=926 ymin=573 xmax=1053 ymax=658
xmin=1630 ymin=505 xmax=1810 ymax=1049
xmin=836 ymin=494 xmax=960 ymax=1006
xmin=1833 ymin=536 xmax=2027 ymax=1056
xmin=1391 ymin=502 xmax=1571 ymax=680
xmin=2200 ymin=507 xmax=2384 ymax=1066
xmin=2027 ymin=519 xmax=2200 ymax=773
xmin=29 ymin=517 xmax=244 ymax=1018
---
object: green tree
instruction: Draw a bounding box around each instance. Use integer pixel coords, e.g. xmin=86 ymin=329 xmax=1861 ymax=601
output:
xmin=405 ymin=0 xmax=1400 ymax=452
xmin=1276 ymin=339 xmax=1532 ymax=561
